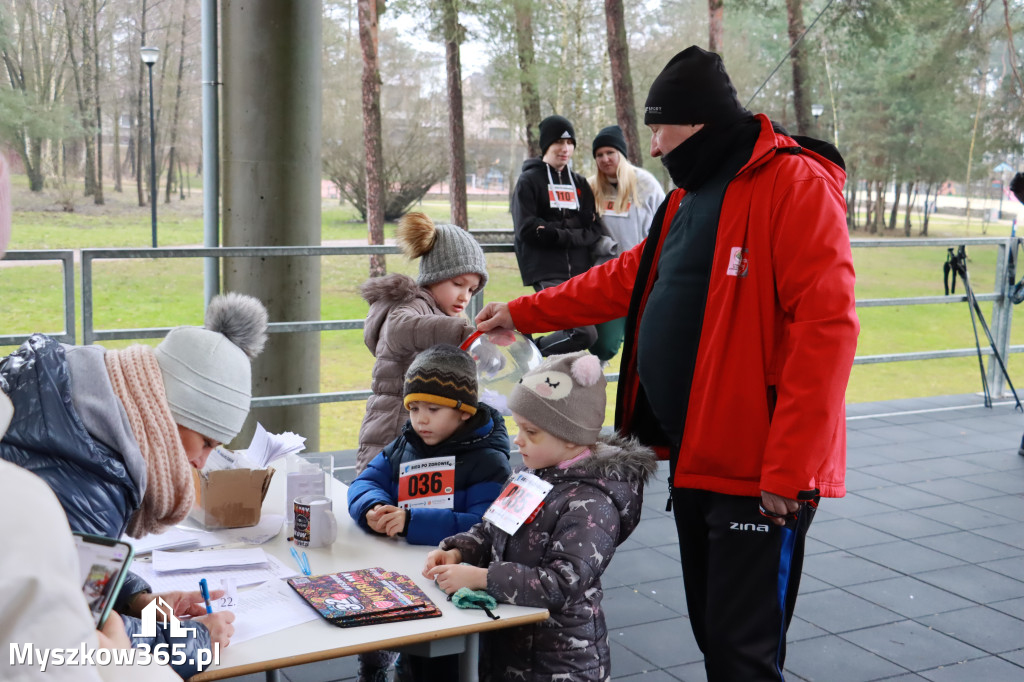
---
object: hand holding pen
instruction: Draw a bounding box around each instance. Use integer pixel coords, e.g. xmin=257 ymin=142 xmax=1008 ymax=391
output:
xmin=199 ymin=578 xmax=214 ymax=614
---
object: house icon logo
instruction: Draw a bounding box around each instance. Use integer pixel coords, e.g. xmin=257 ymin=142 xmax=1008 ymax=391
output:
xmin=133 ymin=596 xmax=197 ymax=638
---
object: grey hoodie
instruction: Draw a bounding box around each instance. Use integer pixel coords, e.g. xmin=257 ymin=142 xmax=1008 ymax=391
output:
xmin=441 ymin=434 xmax=658 ymax=682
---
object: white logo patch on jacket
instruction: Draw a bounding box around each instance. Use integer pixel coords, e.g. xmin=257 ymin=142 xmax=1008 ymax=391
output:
xmin=727 ymin=247 xmax=749 ymax=277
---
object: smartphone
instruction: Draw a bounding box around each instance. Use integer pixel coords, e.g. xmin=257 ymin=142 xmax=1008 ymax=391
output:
xmin=73 ymin=532 xmax=135 ymax=629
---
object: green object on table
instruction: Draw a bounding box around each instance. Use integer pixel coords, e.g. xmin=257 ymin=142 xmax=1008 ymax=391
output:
xmin=449 ymin=587 xmax=500 ymax=620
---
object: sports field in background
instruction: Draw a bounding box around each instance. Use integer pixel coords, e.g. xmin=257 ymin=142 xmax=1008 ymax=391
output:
xmin=3 ymin=176 xmax=1023 ymax=450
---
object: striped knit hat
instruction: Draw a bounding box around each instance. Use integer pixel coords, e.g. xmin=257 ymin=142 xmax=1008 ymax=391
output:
xmin=403 ymin=345 xmax=478 ymax=415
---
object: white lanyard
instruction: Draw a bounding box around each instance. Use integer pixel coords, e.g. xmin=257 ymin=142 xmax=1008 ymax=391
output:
xmin=545 ymin=163 xmax=579 ymax=210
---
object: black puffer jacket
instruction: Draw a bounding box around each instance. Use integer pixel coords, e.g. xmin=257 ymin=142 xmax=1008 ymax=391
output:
xmin=442 ymin=434 xmax=657 ymax=682
xmin=0 ymin=334 xmax=214 ymax=678
xmin=511 ymin=158 xmax=601 ymax=285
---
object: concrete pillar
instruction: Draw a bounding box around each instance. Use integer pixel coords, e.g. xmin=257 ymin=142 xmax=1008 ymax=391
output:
xmin=222 ymin=0 xmax=322 ymax=451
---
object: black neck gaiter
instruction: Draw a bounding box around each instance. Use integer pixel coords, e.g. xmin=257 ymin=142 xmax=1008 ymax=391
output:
xmin=660 ymin=117 xmax=760 ymax=191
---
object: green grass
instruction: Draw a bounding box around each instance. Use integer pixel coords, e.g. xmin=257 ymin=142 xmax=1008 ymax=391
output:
xmin=3 ymin=179 xmax=1021 ymax=450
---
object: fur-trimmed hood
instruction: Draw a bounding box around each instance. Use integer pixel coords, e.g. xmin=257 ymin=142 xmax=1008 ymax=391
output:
xmin=531 ymin=432 xmax=657 ymax=546
xmin=360 ymin=273 xmax=438 ymax=354
xmin=359 ymin=272 xmax=421 ymax=307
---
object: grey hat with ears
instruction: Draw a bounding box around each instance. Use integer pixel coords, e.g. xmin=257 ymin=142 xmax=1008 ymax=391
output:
xmin=154 ymin=292 xmax=268 ymax=443
xmin=509 ymin=351 xmax=607 ymax=446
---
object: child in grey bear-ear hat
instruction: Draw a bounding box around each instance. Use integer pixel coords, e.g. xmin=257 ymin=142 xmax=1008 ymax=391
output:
xmin=425 ymin=351 xmax=657 ymax=682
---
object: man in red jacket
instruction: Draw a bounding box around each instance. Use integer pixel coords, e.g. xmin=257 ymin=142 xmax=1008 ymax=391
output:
xmin=476 ymin=46 xmax=858 ymax=681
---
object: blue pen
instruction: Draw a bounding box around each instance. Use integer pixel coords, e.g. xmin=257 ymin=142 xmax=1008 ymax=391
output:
xmin=199 ymin=578 xmax=213 ymax=614
xmin=301 ymin=551 xmax=311 ymax=576
xmin=289 ymin=546 xmax=308 ymax=576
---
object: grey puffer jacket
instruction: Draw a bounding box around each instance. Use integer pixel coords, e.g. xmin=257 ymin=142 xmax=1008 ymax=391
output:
xmin=356 ymin=273 xmax=474 ymax=471
xmin=441 ymin=434 xmax=657 ymax=682
xmin=0 ymin=334 xmax=215 ymax=679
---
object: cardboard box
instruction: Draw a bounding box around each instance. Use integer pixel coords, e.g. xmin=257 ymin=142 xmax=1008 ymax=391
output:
xmin=190 ymin=467 xmax=275 ymax=529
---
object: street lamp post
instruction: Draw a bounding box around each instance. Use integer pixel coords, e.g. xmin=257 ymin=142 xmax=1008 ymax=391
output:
xmin=141 ymin=46 xmax=159 ymax=248
xmin=811 ymin=103 xmax=824 ymax=133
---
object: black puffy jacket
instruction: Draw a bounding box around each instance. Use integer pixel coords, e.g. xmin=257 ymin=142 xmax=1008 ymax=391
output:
xmin=0 ymin=334 xmax=214 ymax=678
xmin=511 ymin=158 xmax=601 ymax=285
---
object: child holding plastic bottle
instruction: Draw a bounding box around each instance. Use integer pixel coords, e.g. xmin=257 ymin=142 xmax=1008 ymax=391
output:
xmin=356 ymin=212 xmax=489 ymax=475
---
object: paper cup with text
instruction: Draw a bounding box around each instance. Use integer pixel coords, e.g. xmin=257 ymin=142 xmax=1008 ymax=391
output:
xmin=293 ymin=494 xmax=337 ymax=548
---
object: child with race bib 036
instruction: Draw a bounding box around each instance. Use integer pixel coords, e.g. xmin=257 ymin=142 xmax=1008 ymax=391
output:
xmin=424 ymin=351 xmax=657 ymax=682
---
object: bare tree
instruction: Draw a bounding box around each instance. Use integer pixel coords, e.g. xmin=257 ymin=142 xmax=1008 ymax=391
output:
xmin=90 ymin=0 xmax=103 ymax=202
xmin=324 ymin=113 xmax=447 ymax=222
xmin=2 ymin=0 xmax=71 ymax=191
xmin=512 ymin=0 xmax=541 ymax=158
xmin=165 ymin=3 xmax=188 ymax=204
xmin=708 ymin=0 xmax=723 ymax=52
xmin=785 ymin=0 xmax=811 ymax=135
xmin=61 ymin=0 xmax=98 ymax=198
xmin=441 ymin=0 xmax=468 ymax=228
xmin=603 ymin=0 xmax=641 ymax=167
xmin=359 ymin=0 xmax=386 ymax=277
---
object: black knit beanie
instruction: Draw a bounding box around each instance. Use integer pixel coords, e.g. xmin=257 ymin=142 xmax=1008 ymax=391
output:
xmin=539 ymin=115 xmax=576 ymax=155
xmin=403 ymin=345 xmax=479 ymax=415
xmin=644 ymin=46 xmax=749 ymax=126
xmin=592 ymin=125 xmax=628 ymax=158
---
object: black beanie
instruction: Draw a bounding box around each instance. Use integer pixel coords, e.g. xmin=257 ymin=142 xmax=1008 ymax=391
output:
xmin=592 ymin=125 xmax=628 ymax=158
xmin=539 ymin=115 xmax=576 ymax=155
xmin=644 ymin=46 xmax=749 ymax=126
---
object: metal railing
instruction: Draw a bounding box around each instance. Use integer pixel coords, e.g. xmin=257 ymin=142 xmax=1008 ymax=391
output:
xmin=3 ymin=235 xmax=1021 ymax=403
xmin=0 ymin=250 xmax=76 ymax=346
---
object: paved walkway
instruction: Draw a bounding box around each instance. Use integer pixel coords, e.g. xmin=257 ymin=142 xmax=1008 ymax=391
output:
xmin=231 ymin=395 xmax=1024 ymax=681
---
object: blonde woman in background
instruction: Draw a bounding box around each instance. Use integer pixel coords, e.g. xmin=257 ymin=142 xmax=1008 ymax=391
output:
xmin=587 ymin=125 xmax=666 ymax=361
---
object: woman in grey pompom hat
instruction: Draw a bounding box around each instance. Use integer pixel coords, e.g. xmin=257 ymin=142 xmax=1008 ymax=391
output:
xmin=1 ymin=291 xmax=269 ymax=540
xmin=0 ymin=291 xmax=267 ymax=676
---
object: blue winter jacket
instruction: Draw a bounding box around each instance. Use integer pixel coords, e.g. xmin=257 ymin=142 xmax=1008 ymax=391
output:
xmin=0 ymin=334 xmax=214 ymax=678
xmin=348 ymin=402 xmax=512 ymax=546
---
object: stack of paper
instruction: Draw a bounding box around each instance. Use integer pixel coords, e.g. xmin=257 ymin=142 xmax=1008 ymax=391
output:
xmin=244 ymin=423 xmax=307 ymax=468
xmin=132 ymin=553 xmax=298 ymax=593
xmin=152 ymin=548 xmax=269 ymax=573
xmin=128 ymin=528 xmax=203 ymax=554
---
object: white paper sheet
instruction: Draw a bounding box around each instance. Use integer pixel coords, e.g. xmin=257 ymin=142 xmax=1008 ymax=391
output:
xmin=244 ymin=423 xmax=306 ymax=468
xmin=226 ymin=579 xmax=319 ymax=645
xmin=152 ymin=548 xmax=269 ymax=573
xmin=132 ymin=553 xmax=299 ymax=593
xmin=127 ymin=528 xmax=202 ymax=554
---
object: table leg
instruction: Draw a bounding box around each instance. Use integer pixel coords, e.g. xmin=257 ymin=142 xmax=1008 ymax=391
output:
xmin=459 ymin=632 xmax=479 ymax=682
xmin=265 ymin=670 xmax=281 ymax=682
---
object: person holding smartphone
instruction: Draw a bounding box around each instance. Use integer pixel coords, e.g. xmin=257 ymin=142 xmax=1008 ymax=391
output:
xmin=0 ymin=153 xmax=242 ymax=678
xmin=0 ymin=161 xmax=178 ymax=681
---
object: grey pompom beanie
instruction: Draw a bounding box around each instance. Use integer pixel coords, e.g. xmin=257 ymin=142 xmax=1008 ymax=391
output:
xmin=509 ymin=351 xmax=606 ymax=446
xmin=154 ymin=293 xmax=268 ymax=443
xmin=419 ymin=223 xmax=489 ymax=290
